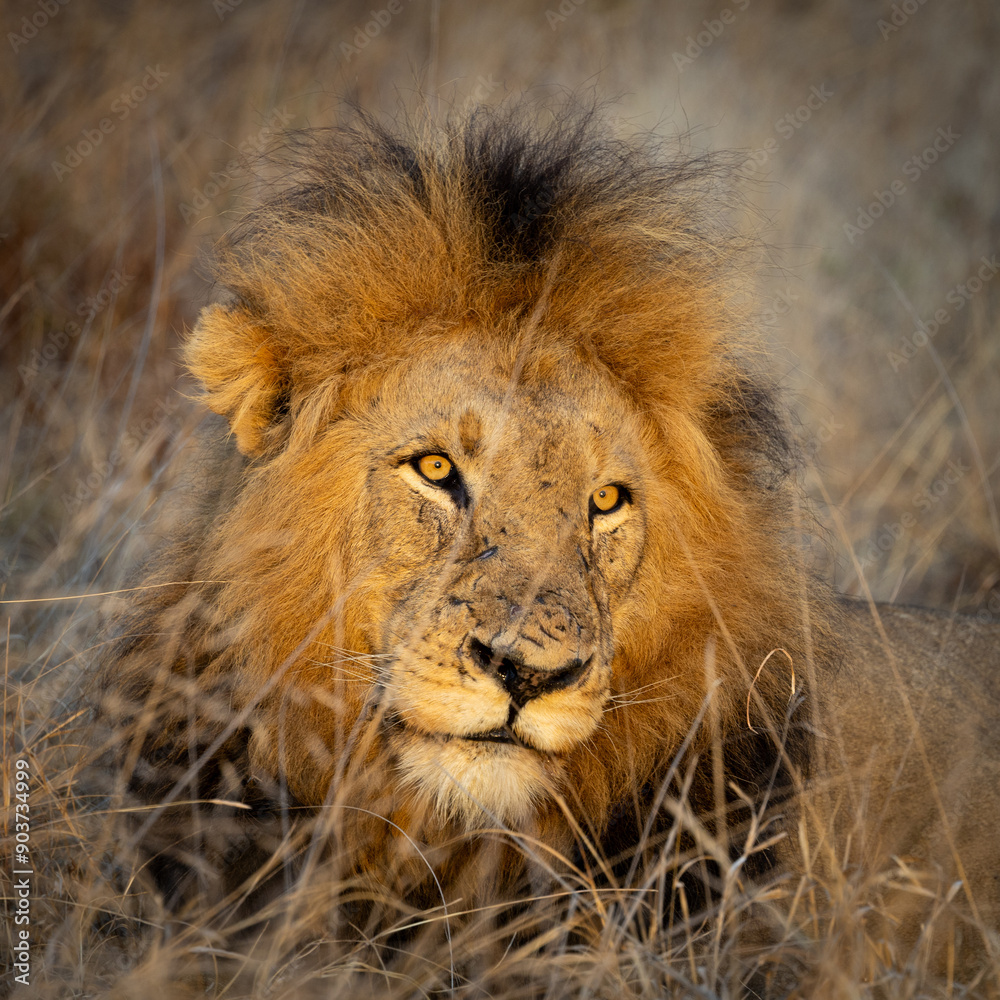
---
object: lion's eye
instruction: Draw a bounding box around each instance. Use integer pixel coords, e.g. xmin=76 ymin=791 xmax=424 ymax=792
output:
xmin=418 ymin=454 xmax=453 ymax=481
xmin=412 ymin=453 xmax=468 ymax=508
xmin=592 ymin=485 xmax=619 ymax=512
xmin=589 ymin=484 xmax=630 ymax=519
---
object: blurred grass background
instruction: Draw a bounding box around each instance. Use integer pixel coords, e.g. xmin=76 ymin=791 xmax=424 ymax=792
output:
xmin=1 ymin=0 xmax=998 ymax=994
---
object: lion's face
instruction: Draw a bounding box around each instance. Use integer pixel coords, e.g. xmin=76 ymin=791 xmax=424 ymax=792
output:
xmin=174 ymin=117 xmax=800 ymax=848
xmin=310 ymin=334 xmax=651 ymax=826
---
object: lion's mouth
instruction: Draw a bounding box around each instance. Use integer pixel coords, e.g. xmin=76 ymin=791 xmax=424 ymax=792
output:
xmin=463 ymin=728 xmax=518 ymax=745
xmin=386 ymin=712 xmax=531 ymax=750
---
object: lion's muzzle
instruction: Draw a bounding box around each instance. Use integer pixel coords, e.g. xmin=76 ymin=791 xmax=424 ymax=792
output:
xmin=467 ymin=637 xmax=592 ymax=707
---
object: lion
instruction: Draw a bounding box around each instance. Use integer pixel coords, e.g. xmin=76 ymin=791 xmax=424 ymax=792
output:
xmin=93 ymin=109 xmax=1000 ymax=990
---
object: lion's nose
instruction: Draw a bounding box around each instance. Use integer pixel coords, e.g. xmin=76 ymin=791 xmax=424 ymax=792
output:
xmin=467 ymin=638 xmax=590 ymax=707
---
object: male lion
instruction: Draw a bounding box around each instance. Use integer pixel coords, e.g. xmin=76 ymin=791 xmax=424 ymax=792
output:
xmin=95 ymin=109 xmax=1000 ymax=991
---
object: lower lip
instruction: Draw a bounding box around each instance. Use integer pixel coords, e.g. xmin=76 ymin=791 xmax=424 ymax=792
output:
xmin=390 ymin=717 xmax=523 ymax=748
xmin=464 ymin=731 xmax=516 ymax=745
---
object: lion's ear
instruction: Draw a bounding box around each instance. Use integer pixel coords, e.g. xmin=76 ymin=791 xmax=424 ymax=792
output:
xmin=186 ymin=303 xmax=290 ymax=457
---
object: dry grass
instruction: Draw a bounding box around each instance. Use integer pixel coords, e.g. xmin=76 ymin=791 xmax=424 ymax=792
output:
xmin=2 ymin=0 xmax=998 ymax=996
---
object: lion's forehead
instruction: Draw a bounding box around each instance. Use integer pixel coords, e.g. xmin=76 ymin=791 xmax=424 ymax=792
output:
xmin=368 ymin=335 xmax=648 ymax=485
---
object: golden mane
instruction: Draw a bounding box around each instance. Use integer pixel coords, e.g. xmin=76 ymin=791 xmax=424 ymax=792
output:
xmin=98 ymin=107 xmax=831 ymax=922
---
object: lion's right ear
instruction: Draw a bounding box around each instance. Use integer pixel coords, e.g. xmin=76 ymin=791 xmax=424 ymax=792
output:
xmin=185 ymin=303 xmax=290 ymax=458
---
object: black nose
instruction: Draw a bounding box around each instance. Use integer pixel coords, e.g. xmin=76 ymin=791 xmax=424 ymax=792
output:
xmin=468 ymin=638 xmax=590 ymax=707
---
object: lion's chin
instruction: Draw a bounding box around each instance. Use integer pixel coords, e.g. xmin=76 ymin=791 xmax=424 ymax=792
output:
xmin=394 ymin=731 xmax=554 ymax=830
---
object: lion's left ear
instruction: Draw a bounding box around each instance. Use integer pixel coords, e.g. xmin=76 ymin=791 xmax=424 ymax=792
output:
xmin=185 ymin=303 xmax=290 ymax=457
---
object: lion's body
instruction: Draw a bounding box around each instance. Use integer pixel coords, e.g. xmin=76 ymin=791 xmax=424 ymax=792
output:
xmin=789 ymin=601 xmax=1000 ymax=973
xmin=93 ymin=110 xmax=1000 ymax=987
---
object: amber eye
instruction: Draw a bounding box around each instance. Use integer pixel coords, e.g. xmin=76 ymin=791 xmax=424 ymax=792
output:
xmin=592 ymin=485 xmax=620 ymax=512
xmin=418 ymin=454 xmax=453 ymax=482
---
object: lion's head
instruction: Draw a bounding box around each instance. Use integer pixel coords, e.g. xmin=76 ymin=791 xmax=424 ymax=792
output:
xmin=102 ymin=110 xmax=820 ymax=876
